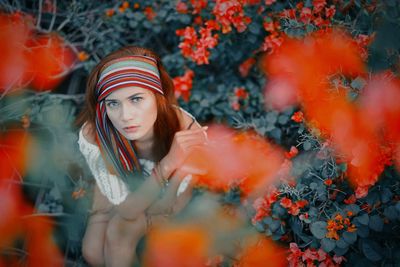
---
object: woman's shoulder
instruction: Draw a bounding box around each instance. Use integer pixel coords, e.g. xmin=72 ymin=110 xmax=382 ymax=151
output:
xmin=80 ymin=121 xmax=97 ymax=146
xmin=173 ymin=105 xmax=201 ymax=130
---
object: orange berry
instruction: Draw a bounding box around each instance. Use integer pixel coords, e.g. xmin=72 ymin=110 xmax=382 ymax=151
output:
xmin=105 ymin=8 xmax=115 ymax=17
xmin=78 ymin=51 xmax=89 ymax=61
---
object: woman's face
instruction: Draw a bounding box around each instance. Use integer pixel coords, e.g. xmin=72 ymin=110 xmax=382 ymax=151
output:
xmin=105 ymin=87 xmax=158 ymax=142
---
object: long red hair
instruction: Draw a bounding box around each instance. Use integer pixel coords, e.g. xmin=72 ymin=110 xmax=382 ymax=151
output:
xmin=76 ymin=46 xmax=180 ymax=169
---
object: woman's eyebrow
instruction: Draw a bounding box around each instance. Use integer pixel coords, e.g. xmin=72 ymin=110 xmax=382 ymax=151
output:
xmin=105 ymin=93 xmax=144 ymax=102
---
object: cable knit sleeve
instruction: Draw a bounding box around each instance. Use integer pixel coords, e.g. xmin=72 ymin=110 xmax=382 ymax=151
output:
xmin=77 ymin=126 xmax=129 ymax=205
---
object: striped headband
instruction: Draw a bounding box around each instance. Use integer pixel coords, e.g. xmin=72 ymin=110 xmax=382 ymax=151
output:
xmin=94 ymin=55 xmax=164 ymax=179
xmin=96 ymin=55 xmax=163 ymax=100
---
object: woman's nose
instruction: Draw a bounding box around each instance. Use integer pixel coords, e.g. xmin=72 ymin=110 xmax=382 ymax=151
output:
xmin=120 ymin=103 xmax=135 ymax=121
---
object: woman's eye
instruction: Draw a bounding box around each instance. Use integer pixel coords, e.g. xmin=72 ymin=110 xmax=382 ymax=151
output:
xmin=106 ymin=102 xmax=119 ymax=108
xmin=130 ymin=97 xmax=143 ymax=103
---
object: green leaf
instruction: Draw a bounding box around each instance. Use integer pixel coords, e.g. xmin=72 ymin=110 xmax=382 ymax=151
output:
xmin=133 ymin=12 xmax=145 ymax=21
xmin=356 ymin=213 xmax=369 ymax=225
xmin=278 ymin=114 xmax=289 ymax=125
xmin=380 ymin=188 xmax=393 ymax=203
xmin=269 ymin=219 xmax=281 ymax=232
xmin=248 ymin=23 xmax=261 ymax=34
xmin=129 ymin=20 xmax=138 ymax=28
xmin=336 ymin=237 xmax=349 ymax=249
xmin=303 ymin=141 xmax=312 ymax=151
xmin=351 ymin=76 xmax=366 ymax=90
xmin=265 ymin=228 xmax=272 ymax=236
xmin=369 ymin=215 xmax=384 ymax=232
xmin=270 ymin=128 xmax=281 ymax=141
xmin=395 ymin=202 xmax=400 ymax=213
xmin=321 ymin=238 xmax=336 ymax=252
xmin=362 ymin=239 xmax=383 ymax=262
xmin=310 ymin=182 xmax=318 ymax=190
xmin=383 ymin=206 xmax=399 ymax=221
xmin=343 ymin=231 xmax=357 ymax=244
xmin=310 ymin=221 xmax=327 ymax=239
xmin=272 ymin=202 xmax=286 ymax=217
xmin=344 ymin=204 xmax=361 ymax=216
xmin=356 ymin=225 xmax=370 ymax=238
xmin=254 ymin=221 xmax=265 ymax=232
xmin=333 ymin=245 xmax=349 ymax=256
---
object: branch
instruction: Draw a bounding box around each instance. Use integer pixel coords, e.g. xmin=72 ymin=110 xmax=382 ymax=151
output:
xmin=47 ymin=0 xmax=57 ymax=33
xmin=36 ymin=0 xmax=43 ymax=29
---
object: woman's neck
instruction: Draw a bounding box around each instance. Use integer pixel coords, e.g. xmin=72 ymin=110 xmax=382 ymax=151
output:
xmin=134 ymin=139 xmax=154 ymax=161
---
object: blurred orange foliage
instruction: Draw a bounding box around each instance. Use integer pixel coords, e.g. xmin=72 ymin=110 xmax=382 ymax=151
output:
xmin=237 ymin=236 xmax=287 ymax=267
xmin=0 ymin=12 xmax=76 ymax=93
xmin=183 ymin=124 xmax=285 ymax=196
xmin=0 ymin=131 xmax=63 ymax=265
xmin=262 ymin=29 xmax=399 ymax=190
xmin=143 ymin=224 xmax=210 ymax=267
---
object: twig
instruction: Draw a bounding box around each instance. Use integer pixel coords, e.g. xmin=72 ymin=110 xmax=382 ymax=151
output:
xmin=36 ymin=0 xmax=43 ymax=29
xmin=47 ymin=0 xmax=57 ymax=33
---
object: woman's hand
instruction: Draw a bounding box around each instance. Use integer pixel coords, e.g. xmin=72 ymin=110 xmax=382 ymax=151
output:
xmin=145 ymin=167 xmax=192 ymax=215
xmin=160 ymin=126 xmax=208 ymax=178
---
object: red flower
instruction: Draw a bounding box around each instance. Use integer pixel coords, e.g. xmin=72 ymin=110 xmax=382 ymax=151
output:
xmin=173 ymin=69 xmax=195 ymax=101
xmin=105 ymin=9 xmax=115 ymax=17
xmin=261 ymin=33 xmax=284 ymax=54
xmin=234 ymin=87 xmax=248 ymax=99
xmin=205 ymin=20 xmax=221 ymax=31
xmin=313 ymin=0 xmax=327 ymax=13
xmin=243 ymin=0 xmax=262 ymax=4
xmin=252 ymin=188 xmax=279 ymax=223
xmin=280 ymin=8 xmax=296 ymax=19
xmin=72 ymin=188 xmax=86 ymax=199
xmin=144 ymin=6 xmax=156 ymax=21
xmin=190 ymin=0 xmax=208 ymax=15
xmin=324 ymin=178 xmax=333 ymax=186
xmin=194 ymin=15 xmax=203 ymax=25
xmin=239 ymin=57 xmax=256 ymax=77
xmin=291 ymin=111 xmax=304 ymax=123
xmin=325 ymin=5 xmax=336 ymax=19
xmin=300 ymin=7 xmax=312 ymax=24
xmin=280 ymin=197 xmax=292 ymax=208
xmin=213 ymin=0 xmax=252 ymax=34
xmin=344 ymin=194 xmax=356 ymax=204
xmin=296 ymin=199 xmax=308 ymax=208
xmin=299 ymin=212 xmax=309 ymax=221
xmin=265 ymin=0 xmax=277 ymax=5
xmin=231 ymin=100 xmax=240 ymax=111
xmin=176 ymin=1 xmax=188 ymax=14
xmin=355 ymin=186 xmax=369 ymax=198
xmin=285 ymin=146 xmax=298 ymax=159
xmin=176 ymin=23 xmax=219 ymax=65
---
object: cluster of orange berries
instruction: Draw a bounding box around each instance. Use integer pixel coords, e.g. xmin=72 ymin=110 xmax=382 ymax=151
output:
xmin=104 ymin=2 xmax=158 ymax=23
xmin=326 ymin=211 xmax=357 ymax=240
xmin=105 ymin=2 xmax=143 ymax=17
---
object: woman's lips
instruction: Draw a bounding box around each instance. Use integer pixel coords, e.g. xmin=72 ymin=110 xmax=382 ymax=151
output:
xmin=123 ymin=126 xmax=139 ymax=133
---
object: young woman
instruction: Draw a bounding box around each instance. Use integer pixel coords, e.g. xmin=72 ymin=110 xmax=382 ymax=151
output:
xmin=76 ymin=46 xmax=208 ymax=267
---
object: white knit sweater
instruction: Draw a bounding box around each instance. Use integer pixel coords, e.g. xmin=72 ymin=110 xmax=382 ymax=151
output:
xmin=77 ymin=124 xmax=192 ymax=205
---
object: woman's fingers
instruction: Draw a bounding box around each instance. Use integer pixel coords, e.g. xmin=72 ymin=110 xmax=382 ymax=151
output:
xmin=175 ymin=127 xmax=208 ymax=137
xmin=180 ymin=139 xmax=207 ymax=151
xmin=177 ymin=131 xmax=208 ymax=144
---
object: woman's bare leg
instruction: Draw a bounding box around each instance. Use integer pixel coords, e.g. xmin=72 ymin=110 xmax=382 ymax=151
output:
xmin=82 ymin=213 xmax=109 ymax=266
xmin=104 ymin=213 xmax=147 ymax=267
xmin=82 ymin=184 xmax=114 ymax=266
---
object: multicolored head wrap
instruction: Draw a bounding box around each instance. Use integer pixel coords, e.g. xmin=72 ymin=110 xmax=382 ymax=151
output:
xmin=94 ymin=55 xmax=163 ymax=179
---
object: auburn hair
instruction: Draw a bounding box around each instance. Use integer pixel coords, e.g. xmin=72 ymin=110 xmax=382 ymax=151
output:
xmin=75 ymin=46 xmax=181 ymax=166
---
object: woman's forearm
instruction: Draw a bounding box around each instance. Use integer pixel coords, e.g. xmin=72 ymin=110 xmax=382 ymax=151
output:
xmin=115 ymin=156 xmax=177 ymax=220
xmin=145 ymin=174 xmax=182 ymax=215
xmin=115 ymin=173 xmax=164 ymax=220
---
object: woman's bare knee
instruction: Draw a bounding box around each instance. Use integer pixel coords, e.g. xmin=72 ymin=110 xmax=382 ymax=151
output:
xmin=82 ymin=238 xmax=105 ymax=266
xmin=105 ymin=213 xmax=147 ymax=247
xmin=82 ymin=215 xmax=109 ymax=266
